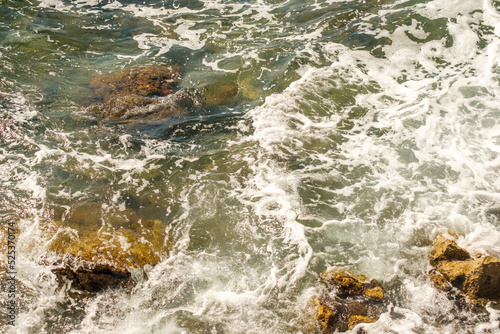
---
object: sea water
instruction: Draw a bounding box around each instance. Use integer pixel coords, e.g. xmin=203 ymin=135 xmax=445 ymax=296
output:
xmin=1 ymin=0 xmax=500 ymax=333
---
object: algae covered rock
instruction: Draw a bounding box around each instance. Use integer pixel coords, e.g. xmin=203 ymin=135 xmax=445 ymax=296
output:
xmin=52 ymin=261 xmax=135 ymax=293
xmin=89 ymin=88 xmax=201 ymax=120
xmin=193 ymin=72 xmax=239 ymax=106
xmin=430 ymin=234 xmax=500 ymax=307
xmin=40 ymin=202 xmax=172 ymax=292
xmin=46 ymin=203 xmax=170 ymax=268
xmin=87 ymin=65 xmax=202 ymax=121
xmin=89 ymin=66 xmax=180 ymax=102
xmin=315 ymin=270 xmax=386 ymax=332
xmin=201 ymin=84 xmax=238 ymax=106
xmin=86 ymin=65 xmax=258 ymax=121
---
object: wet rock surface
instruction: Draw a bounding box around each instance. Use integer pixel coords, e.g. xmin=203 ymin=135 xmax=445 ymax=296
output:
xmin=90 ymin=88 xmax=201 ymax=121
xmin=201 ymin=84 xmax=238 ymax=106
xmin=39 ymin=202 xmax=171 ymax=293
xmin=430 ymin=234 xmax=500 ymax=307
xmin=87 ymin=66 xmax=202 ymax=120
xmin=52 ymin=261 xmax=135 ymax=293
xmin=431 ymin=234 xmax=472 ymax=265
xmin=315 ymin=270 xmax=386 ymax=332
xmin=45 ymin=203 xmax=170 ymax=267
xmin=86 ymin=65 xmax=246 ymax=121
xmin=89 ymin=66 xmax=180 ymax=102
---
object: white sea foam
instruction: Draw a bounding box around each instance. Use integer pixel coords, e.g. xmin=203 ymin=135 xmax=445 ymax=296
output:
xmin=5 ymin=0 xmax=500 ymax=332
xmin=134 ymin=20 xmax=207 ymax=56
xmin=238 ymin=0 xmax=500 ymax=331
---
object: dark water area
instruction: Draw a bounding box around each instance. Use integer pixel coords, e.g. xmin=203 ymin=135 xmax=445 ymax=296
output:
xmin=1 ymin=0 xmax=500 ymax=333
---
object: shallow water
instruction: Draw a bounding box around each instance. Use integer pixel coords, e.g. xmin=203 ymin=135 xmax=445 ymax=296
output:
xmin=1 ymin=0 xmax=500 ymax=333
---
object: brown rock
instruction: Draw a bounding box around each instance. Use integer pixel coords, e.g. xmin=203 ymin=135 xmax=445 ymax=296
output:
xmin=315 ymin=270 xmax=386 ymax=332
xmin=430 ymin=235 xmax=500 ymax=307
xmin=87 ymin=66 xmax=241 ymax=121
xmin=314 ymin=298 xmax=335 ymax=329
xmin=89 ymin=66 xmax=180 ymax=102
xmin=471 ymin=257 xmax=500 ymax=299
xmin=35 ymin=203 xmax=173 ymax=293
xmin=46 ymin=217 xmax=169 ymax=268
xmin=434 ymin=257 xmax=500 ymax=300
xmin=47 ymin=214 xmax=167 ymax=293
xmin=348 ymin=315 xmax=377 ymax=330
xmin=320 ymin=270 xmax=384 ymax=301
xmin=89 ymin=89 xmax=201 ymax=121
xmin=431 ymin=234 xmax=471 ymax=265
xmin=87 ymin=66 xmax=204 ymax=121
xmin=365 ymin=286 xmax=384 ymax=300
xmin=52 ymin=261 xmax=135 ymax=293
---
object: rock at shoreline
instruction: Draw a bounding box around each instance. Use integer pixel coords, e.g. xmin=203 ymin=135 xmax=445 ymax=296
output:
xmin=430 ymin=234 xmax=500 ymax=307
xmin=431 ymin=234 xmax=472 ymax=265
xmin=315 ymin=270 xmax=386 ymax=332
xmin=46 ymin=203 xmax=169 ymax=267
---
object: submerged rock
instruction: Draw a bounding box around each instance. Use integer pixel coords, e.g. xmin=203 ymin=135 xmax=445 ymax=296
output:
xmin=40 ymin=202 xmax=171 ymax=292
xmin=52 ymin=261 xmax=135 ymax=293
xmin=86 ymin=65 xmax=262 ymax=122
xmin=315 ymin=270 xmax=386 ymax=332
xmin=430 ymin=234 xmax=500 ymax=307
xmin=87 ymin=66 xmax=202 ymax=121
xmin=89 ymin=88 xmax=201 ymax=121
xmin=201 ymin=84 xmax=238 ymax=106
xmin=89 ymin=66 xmax=180 ymax=102
xmin=86 ymin=65 xmax=247 ymax=121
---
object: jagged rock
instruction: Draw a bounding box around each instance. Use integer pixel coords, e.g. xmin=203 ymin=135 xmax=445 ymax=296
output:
xmin=430 ymin=235 xmax=500 ymax=307
xmin=347 ymin=315 xmax=378 ymax=329
xmin=315 ymin=270 xmax=386 ymax=332
xmin=315 ymin=298 xmax=335 ymax=329
xmin=431 ymin=234 xmax=471 ymax=265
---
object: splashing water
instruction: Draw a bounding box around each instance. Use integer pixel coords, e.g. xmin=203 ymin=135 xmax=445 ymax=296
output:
xmin=1 ymin=0 xmax=500 ymax=332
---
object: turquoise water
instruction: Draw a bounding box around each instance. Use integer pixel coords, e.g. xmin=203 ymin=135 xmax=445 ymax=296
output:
xmin=1 ymin=0 xmax=500 ymax=332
